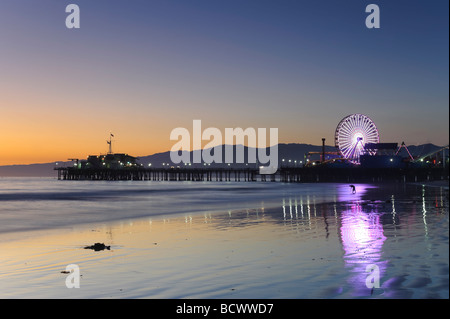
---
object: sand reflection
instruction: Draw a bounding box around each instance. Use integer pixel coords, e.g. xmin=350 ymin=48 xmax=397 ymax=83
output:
xmin=340 ymin=201 xmax=387 ymax=296
xmin=0 ymin=183 xmax=447 ymax=298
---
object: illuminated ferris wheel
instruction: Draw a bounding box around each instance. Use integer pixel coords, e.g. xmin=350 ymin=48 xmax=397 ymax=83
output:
xmin=335 ymin=114 xmax=380 ymax=163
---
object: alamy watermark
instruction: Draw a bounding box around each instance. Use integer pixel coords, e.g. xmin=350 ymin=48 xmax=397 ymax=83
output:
xmin=365 ymin=264 xmax=380 ymax=289
xmin=365 ymin=4 xmax=380 ymax=29
xmin=65 ymin=264 xmax=80 ymax=288
xmin=170 ymin=120 xmax=278 ymax=174
xmin=64 ymin=4 xmax=380 ymax=30
xmin=65 ymin=4 xmax=80 ymax=29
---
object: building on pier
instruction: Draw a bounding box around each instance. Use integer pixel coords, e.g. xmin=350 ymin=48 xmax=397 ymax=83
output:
xmin=82 ymin=153 xmax=138 ymax=169
xmin=72 ymin=134 xmax=139 ymax=169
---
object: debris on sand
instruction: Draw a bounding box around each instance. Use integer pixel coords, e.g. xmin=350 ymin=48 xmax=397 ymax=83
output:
xmin=84 ymin=243 xmax=110 ymax=251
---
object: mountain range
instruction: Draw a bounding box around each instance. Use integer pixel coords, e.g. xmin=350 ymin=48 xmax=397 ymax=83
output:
xmin=0 ymin=143 xmax=445 ymax=177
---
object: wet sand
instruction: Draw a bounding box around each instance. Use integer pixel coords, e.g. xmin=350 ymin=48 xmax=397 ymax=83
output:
xmin=0 ymin=183 xmax=448 ymax=299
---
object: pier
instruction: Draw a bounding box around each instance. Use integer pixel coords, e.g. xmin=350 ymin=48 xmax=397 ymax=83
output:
xmin=55 ymin=166 xmax=449 ymax=183
xmin=56 ymin=167 xmax=262 ymax=182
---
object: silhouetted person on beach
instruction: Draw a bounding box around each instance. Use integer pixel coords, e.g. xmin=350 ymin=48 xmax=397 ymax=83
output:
xmin=349 ymin=185 xmax=356 ymax=194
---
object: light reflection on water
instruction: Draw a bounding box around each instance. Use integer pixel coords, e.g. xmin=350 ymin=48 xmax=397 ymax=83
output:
xmin=229 ymin=183 xmax=448 ymax=298
xmin=340 ymin=202 xmax=387 ymax=297
xmin=0 ymin=182 xmax=448 ymax=298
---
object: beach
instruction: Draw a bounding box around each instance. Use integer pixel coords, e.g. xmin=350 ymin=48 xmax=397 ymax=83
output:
xmin=0 ymin=178 xmax=448 ymax=299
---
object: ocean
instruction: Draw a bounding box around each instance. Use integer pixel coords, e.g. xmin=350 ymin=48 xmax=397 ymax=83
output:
xmin=0 ymin=177 xmax=375 ymax=235
xmin=0 ymin=177 xmax=448 ymax=299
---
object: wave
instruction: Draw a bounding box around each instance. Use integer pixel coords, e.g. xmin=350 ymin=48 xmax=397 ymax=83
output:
xmin=0 ymin=184 xmax=276 ymax=202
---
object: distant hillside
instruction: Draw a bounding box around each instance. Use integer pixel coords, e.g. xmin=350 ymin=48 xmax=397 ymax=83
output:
xmin=137 ymin=143 xmax=336 ymax=168
xmin=0 ymin=143 xmax=445 ymax=177
xmin=0 ymin=162 xmax=60 ymax=178
xmin=133 ymin=143 xmax=446 ymax=168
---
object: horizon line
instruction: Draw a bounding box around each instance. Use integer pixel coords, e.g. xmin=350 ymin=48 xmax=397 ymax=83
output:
xmin=1 ymin=142 xmax=447 ymax=167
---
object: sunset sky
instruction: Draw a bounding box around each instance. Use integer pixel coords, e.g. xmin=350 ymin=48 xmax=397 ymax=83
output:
xmin=0 ymin=0 xmax=448 ymax=165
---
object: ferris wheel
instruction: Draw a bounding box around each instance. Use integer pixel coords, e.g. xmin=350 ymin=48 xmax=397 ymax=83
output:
xmin=335 ymin=114 xmax=379 ymax=163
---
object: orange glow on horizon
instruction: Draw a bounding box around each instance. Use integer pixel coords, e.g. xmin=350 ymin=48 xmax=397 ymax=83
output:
xmin=0 ymin=97 xmax=310 ymax=165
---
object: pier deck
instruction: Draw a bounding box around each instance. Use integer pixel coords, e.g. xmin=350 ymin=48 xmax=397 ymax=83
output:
xmin=55 ymin=166 xmax=449 ymax=183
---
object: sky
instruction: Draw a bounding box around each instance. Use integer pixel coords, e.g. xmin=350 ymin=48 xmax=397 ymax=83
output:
xmin=0 ymin=0 xmax=448 ymax=165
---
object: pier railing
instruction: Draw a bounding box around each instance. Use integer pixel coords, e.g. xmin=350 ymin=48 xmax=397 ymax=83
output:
xmin=55 ymin=166 xmax=449 ymax=183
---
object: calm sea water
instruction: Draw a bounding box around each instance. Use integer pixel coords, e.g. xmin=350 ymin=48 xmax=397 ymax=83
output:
xmin=0 ymin=177 xmax=448 ymax=298
xmin=0 ymin=177 xmax=375 ymax=235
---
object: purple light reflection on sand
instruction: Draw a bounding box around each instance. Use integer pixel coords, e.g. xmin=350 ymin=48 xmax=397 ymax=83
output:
xmin=337 ymin=183 xmax=377 ymax=203
xmin=339 ymin=185 xmax=388 ymax=297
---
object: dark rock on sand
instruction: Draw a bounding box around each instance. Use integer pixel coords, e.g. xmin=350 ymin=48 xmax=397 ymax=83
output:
xmin=84 ymin=243 xmax=110 ymax=251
